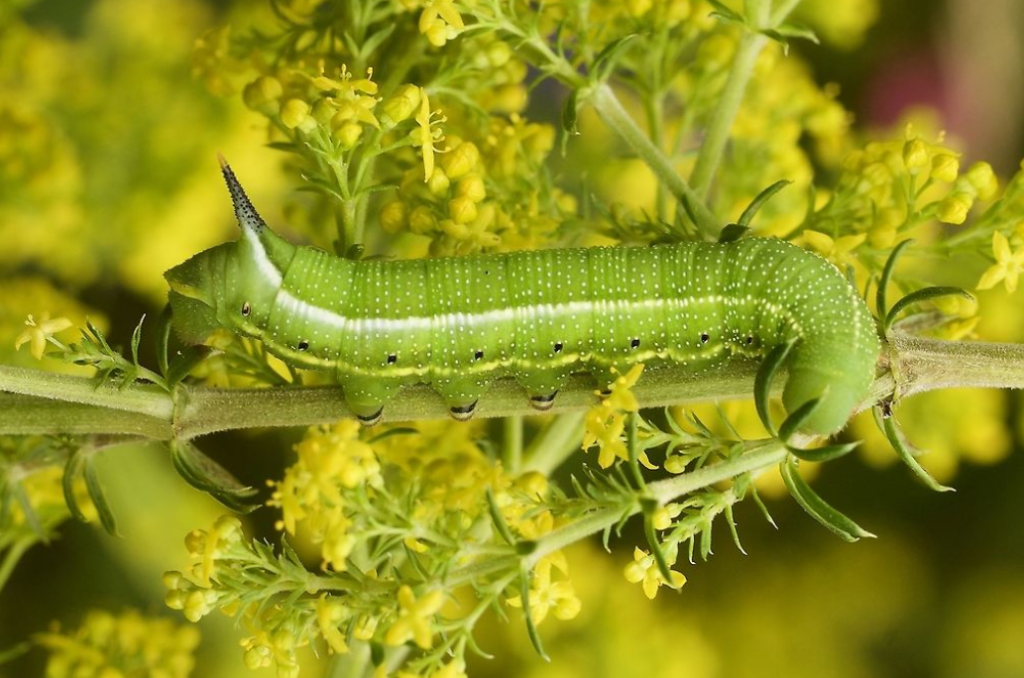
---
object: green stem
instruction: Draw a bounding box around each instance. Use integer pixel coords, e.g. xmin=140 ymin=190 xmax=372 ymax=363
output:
xmin=590 ymin=84 xmax=721 ymax=239
xmin=688 ymin=32 xmax=767 ymax=199
xmin=523 ymin=412 xmax=586 ymax=474
xmin=502 ymin=415 xmax=523 ymax=474
xmin=690 ymin=0 xmax=801 ymax=200
xmin=0 ymin=539 xmax=32 ymax=592
xmin=521 ymin=439 xmax=787 ymax=568
xmin=4 ymin=334 xmax=1024 ymax=440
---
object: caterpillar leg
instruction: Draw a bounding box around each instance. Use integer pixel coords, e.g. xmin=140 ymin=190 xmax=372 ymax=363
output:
xmin=341 ymin=378 xmax=402 ymax=427
xmin=528 ymin=390 xmax=559 ymax=411
xmin=433 ymin=376 xmax=488 ymax=422
xmin=515 ymin=369 xmax=568 ymax=413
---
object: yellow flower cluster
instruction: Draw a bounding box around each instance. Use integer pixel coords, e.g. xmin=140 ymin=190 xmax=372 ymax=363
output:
xmin=163 ymin=515 xmax=247 ymax=620
xmin=34 ymin=609 xmax=200 ymax=678
xmin=583 ymin=365 xmax=655 ymax=468
xmin=590 ymin=0 xmax=714 ymax=32
xmin=829 ymin=130 xmax=996 ymax=250
xmin=507 ymin=550 xmax=583 ymax=624
xmin=267 ymin=420 xmax=380 ymax=571
xmin=380 ymin=112 xmax=573 ymax=255
xmin=623 ymin=546 xmax=687 ymax=600
xmin=384 ymin=585 xmax=446 ymax=649
xmin=243 ymin=62 xmax=383 ymax=148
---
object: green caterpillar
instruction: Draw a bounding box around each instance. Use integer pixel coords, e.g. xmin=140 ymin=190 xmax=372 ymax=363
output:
xmin=165 ymin=161 xmax=879 ymax=434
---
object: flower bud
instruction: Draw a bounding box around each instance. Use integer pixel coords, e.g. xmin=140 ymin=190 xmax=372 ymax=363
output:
xmin=379 ymin=84 xmax=421 ymax=127
xmin=965 ymin=161 xmax=998 ymax=200
xmin=937 ymin=192 xmax=973 ymax=224
xmin=408 ymin=206 xmax=437 ymax=235
xmin=242 ymin=76 xmax=283 ymax=114
xmin=440 ymin=141 xmax=480 ymax=179
xmin=379 ymin=200 xmax=407 ymax=234
xmin=427 ymin=168 xmax=451 ymax=196
xmin=902 ymin=138 xmax=929 ymax=172
xmin=930 ymin=153 xmax=959 ymax=183
xmin=457 ymin=174 xmax=486 ymax=202
xmin=280 ymin=98 xmax=312 ymax=130
xmin=448 ymin=196 xmax=478 ymax=224
xmin=337 ymin=121 xmax=363 ymax=148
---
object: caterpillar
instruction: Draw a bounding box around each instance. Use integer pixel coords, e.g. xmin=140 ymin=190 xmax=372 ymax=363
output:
xmin=165 ymin=160 xmax=879 ymax=435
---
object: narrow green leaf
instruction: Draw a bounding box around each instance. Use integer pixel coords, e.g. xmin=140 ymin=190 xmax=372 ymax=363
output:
xmin=519 ymin=565 xmax=550 ymax=661
xmin=130 ymin=314 xmax=146 ymax=369
xmin=788 ymin=441 xmax=860 ymax=463
xmin=486 ymin=487 xmax=517 ymax=546
xmin=155 ymin=305 xmax=173 ymax=378
xmin=778 ymin=396 xmax=822 ymax=442
xmin=591 ymin=34 xmax=637 ymax=82
xmin=62 ymin=448 xmax=90 ymax=524
xmin=754 ymin=340 xmax=795 ymax=437
xmin=750 ymin=484 xmax=777 ymax=529
xmin=359 ymin=24 xmax=395 ymax=58
xmin=884 ymin=286 xmax=973 ymax=335
xmin=166 ymin=346 xmax=213 ymax=386
xmin=718 ymin=223 xmax=750 ymax=243
xmin=83 ymin=457 xmax=118 ymax=536
xmin=699 ymin=519 xmax=713 ymax=560
xmin=11 ymin=482 xmax=45 ymax=539
xmin=0 ymin=641 xmax=31 ymax=665
xmin=780 ymin=456 xmax=874 ymax=542
xmin=876 ymin=239 xmax=914 ymax=320
xmin=724 ymin=504 xmax=746 ymax=555
xmin=768 ymin=21 xmax=820 ymax=44
xmin=738 ymin=180 xmax=792 ymax=227
xmin=761 ymin=29 xmax=791 ymax=54
xmin=561 ymin=88 xmax=580 ymax=136
xmin=170 ymin=440 xmax=260 ymax=513
xmin=706 ymin=0 xmax=744 ymax=23
xmin=879 ymin=411 xmax=955 ymax=492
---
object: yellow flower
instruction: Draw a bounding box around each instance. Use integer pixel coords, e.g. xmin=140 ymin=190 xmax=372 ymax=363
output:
xmin=801 ymin=230 xmax=866 ymax=269
xmin=418 ymin=0 xmax=465 ymax=47
xmin=582 ymin=365 xmax=655 ymax=469
xmin=384 ymin=586 xmax=445 ymax=649
xmin=506 ymin=556 xmax=581 ymax=624
xmin=977 ymin=231 xmax=1024 ymax=293
xmin=413 ymin=88 xmax=444 ymax=182
xmin=14 ymin=312 xmax=73 ymax=360
xmin=901 ymin=138 xmax=928 ymax=172
xmin=316 ymin=596 xmax=350 ymax=655
xmin=623 ymin=547 xmax=687 ymax=599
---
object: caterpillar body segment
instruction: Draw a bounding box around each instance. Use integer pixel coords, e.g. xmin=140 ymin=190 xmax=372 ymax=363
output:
xmin=165 ymin=163 xmax=879 ymax=435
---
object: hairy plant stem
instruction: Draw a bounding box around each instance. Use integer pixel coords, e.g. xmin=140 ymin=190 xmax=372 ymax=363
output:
xmin=590 ymin=84 xmax=721 ymax=239
xmin=3 ymin=334 xmax=1024 ymax=439
xmin=689 ymin=0 xmax=792 ymax=199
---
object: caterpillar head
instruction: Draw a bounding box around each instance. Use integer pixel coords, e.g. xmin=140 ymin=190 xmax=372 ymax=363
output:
xmin=165 ymin=158 xmax=295 ymax=344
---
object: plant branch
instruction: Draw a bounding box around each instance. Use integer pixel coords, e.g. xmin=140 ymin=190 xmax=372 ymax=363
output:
xmin=590 ymin=83 xmax=721 ymax=239
xmin=3 ymin=332 xmax=1024 ymax=439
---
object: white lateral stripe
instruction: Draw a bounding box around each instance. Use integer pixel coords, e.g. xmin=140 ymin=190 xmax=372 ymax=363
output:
xmin=246 ymin=230 xmax=283 ymax=287
xmin=271 ymin=291 xmax=784 ymax=333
